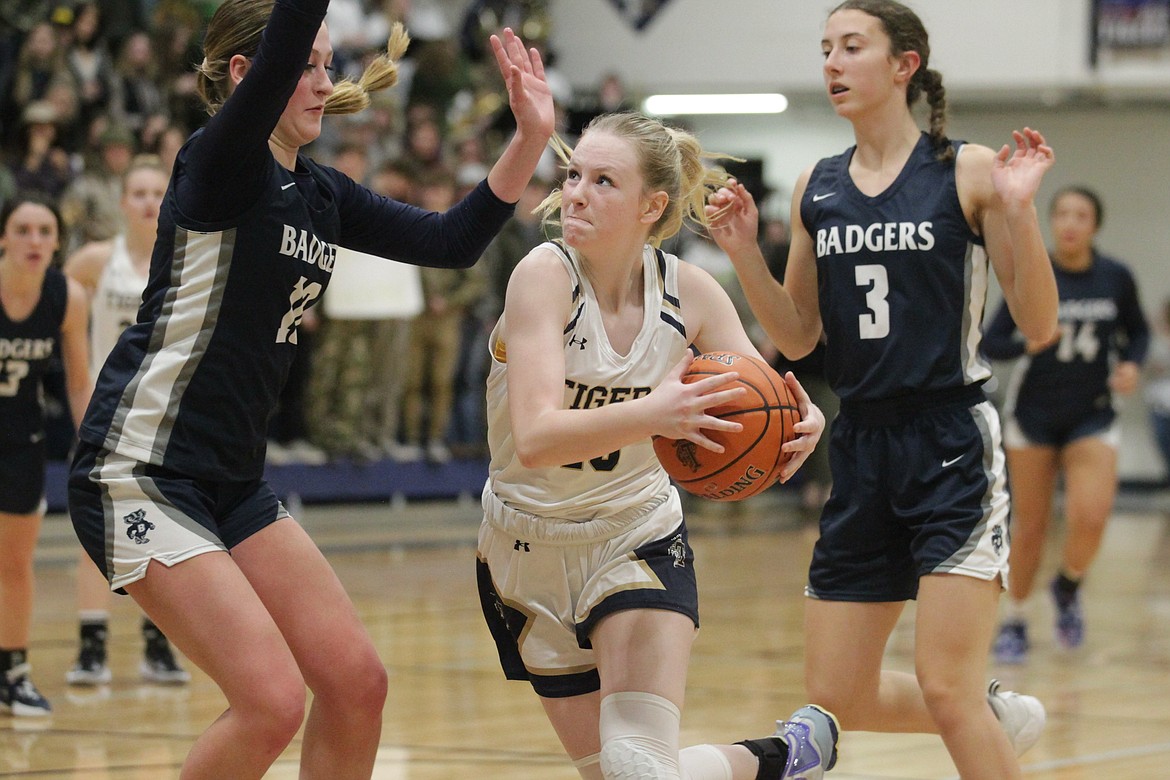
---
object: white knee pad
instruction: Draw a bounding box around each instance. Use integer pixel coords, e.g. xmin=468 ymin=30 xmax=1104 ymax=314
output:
xmin=573 ymin=751 xmax=603 ymax=780
xmin=598 ymin=691 xmax=682 ymax=779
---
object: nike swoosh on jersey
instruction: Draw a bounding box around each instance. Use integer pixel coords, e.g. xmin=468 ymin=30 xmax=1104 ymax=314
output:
xmin=812 ymin=192 xmax=837 ymax=202
xmin=281 ymin=182 xmax=296 ymax=190
xmin=942 ymin=455 xmax=963 ymax=467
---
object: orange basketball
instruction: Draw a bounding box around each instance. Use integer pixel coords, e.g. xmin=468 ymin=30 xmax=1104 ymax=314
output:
xmin=652 ymin=352 xmax=801 ymax=502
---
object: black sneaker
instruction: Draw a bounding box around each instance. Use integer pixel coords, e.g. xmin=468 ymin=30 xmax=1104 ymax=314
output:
xmin=66 ymin=632 xmax=111 ymax=686
xmin=1050 ymin=577 xmax=1085 ymax=649
xmin=0 ymin=665 xmax=52 ymax=717
xmin=993 ymin=619 xmax=1029 ymax=665
xmin=141 ymin=628 xmax=190 ymax=685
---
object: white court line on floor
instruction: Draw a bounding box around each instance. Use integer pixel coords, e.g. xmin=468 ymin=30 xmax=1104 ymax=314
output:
xmin=938 ymin=739 xmax=1170 ymax=779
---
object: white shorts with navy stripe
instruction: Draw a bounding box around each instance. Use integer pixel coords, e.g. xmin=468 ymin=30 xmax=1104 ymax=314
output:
xmin=476 ymin=485 xmax=697 ymax=698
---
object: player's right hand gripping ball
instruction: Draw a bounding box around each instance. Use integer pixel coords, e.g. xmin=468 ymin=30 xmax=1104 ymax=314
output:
xmin=653 ymin=352 xmax=801 ymax=502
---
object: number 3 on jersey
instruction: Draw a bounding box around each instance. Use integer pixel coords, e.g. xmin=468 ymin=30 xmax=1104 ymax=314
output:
xmin=276 ymin=276 xmax=322 ymax=344
xmin=0 ymin=359 xmax=30 ymax=397
xmin=855 ymin=264 xmax=890 ymax=339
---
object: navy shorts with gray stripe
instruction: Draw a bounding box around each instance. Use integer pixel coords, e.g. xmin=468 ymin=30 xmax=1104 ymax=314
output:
xmin=69 ymin=440 xmax=288 ymax=593
xmin=808 ymin=387 xmax=1011 ymax=602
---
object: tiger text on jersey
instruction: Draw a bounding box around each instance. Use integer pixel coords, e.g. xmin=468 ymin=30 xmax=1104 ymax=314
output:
xmin=564 ymin=379 xmax=651 ymax=409
xmin=816 ymin=221 xmax=935 ymax=258
xmin=0 ymin=338 xmax=55 ymax=361
xmin=278 ymin=224 xmax=337 ymax=272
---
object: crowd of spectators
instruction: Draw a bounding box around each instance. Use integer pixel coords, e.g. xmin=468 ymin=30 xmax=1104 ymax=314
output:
xmin=3 ymin=0 xmax=792 ymax=473
xmin=0 ymin=0 xmax=594 ymax=466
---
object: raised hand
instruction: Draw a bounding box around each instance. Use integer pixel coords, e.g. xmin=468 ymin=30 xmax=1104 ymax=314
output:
xmin=992 ymin=127 xmax=1055 ymax=209
xmin=490 ymin=28 xmax=555 ymax=143
xmin=705 ymin=178 xmax=761 ymax=258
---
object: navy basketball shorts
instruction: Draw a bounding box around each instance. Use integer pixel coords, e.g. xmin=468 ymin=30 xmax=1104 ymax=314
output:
xmin=0 ymin=438 xmax=47 ymax=515
xmin=808 ymin=398 xmax=1011 ymax=602
xmin=477 ymin=486 xmax=698 ymax=698
xmin=1003 ymin=401 xmax=1119 ymax=449
xmin=69 ymin=440 xmax=290 ymax=593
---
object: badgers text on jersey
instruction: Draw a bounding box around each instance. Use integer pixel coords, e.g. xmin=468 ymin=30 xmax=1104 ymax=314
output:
xmin=816 ymin=221 xmax=935 ymax=257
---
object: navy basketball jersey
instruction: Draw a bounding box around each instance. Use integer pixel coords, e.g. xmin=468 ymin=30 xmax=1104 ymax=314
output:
xmin=77 ymin=0 xmax=512 ymax=483
xmin=801 ymin=133 xmax=990 ymax=403
xmin=79 ymin=150 xmax=342 ymax=480
xmin=985 ymin=253 xmax=1149 ymax=414
xmin=0 ymin=268 xmax=68 ymax=444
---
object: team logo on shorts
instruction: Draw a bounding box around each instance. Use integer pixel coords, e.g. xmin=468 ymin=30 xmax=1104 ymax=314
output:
xmin=991 ymin=523 xmax=1004 ymax=554
xmin=124 ymin=509 xmax=155 ymax=545
xmin=668 ymin=533 xmax=687 ymax=568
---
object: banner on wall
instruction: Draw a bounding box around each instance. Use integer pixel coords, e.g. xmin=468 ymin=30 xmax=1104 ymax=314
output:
xmin=1092 ymin=0 xmax=1170 ymax=65
xmin=605 ymin=0 xmax=674 ymax=31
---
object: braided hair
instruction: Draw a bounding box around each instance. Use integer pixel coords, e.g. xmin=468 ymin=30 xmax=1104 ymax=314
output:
xmin=831 ymin=0 xmax=953 ymax=161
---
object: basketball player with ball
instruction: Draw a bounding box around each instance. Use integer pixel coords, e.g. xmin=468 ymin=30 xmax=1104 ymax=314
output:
xmin=476 ymin=111 xmax=835 ymax=780
xmin=706 ymin=2 xmax=1055 ymax=777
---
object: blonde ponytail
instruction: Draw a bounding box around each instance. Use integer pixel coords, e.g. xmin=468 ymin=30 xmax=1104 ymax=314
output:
xmin=325 ymin=23 xmax=411 ymax=116
xmin=660 ymin=126 xmax=739 ymax=245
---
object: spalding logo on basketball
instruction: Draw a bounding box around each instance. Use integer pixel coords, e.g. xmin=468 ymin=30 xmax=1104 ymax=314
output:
xmin=652 ymin=352 xmax=801 ymax=502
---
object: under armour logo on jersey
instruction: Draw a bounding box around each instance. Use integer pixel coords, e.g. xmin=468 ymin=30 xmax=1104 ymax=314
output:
xmin=514 ymin=540 xmax=530 ymax=552
xmin=124 ymin=509 xmax=155 ymax=545
xmin=276 ymin=276 xmax=322 ymax=344
xmin=569 ymin=335 xmax=588 ymax=350
xmin=668 ymin=533 xmax=687 ymax=568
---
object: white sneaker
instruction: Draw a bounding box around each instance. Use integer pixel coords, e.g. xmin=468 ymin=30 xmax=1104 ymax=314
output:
xmin=987 ymin=679 xmax=1045 ymax=756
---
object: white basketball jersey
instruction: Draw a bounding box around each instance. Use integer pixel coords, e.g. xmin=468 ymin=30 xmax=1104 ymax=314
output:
xmin=485 ymin=241 xmax=690 ymax=520
xmin=90 ymin=235 xmax=148 ymax=374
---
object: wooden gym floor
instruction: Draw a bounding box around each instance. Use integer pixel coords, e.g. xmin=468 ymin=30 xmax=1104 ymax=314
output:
xmin=4 ymin=490 xmax=1170 ymax=778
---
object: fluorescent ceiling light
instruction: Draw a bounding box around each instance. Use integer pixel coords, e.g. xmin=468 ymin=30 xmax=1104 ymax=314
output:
xmin=642 ymin=93 xmax=788 ymax=115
